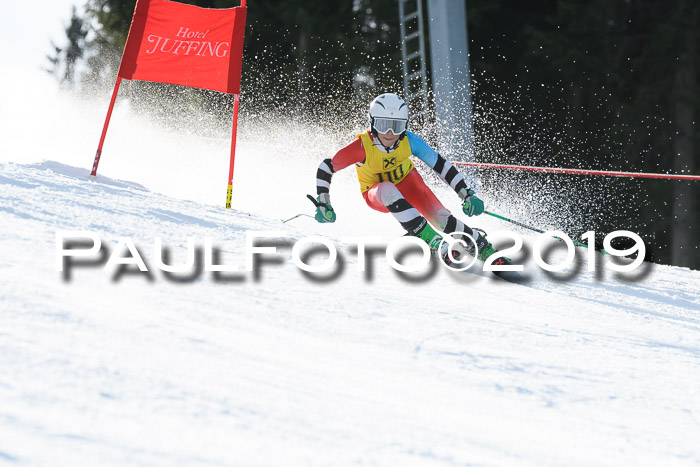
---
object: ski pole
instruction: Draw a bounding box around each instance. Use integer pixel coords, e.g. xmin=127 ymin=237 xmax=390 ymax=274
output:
xmin=485 ymin=210 xmax=547 ymax=234
xmin=282 ymin=213 xmax=315 ymax=223
xmin=281 ymin=195 xmax=329 ymax=223
xmin=485 ymin=210 xmax=609 ymax=255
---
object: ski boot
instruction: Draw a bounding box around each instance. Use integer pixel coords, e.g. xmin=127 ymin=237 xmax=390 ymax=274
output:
xmin=406 ymin=222 xmax=448 ymax=260
xmin=467 ymin=228 xmax=510 ymax=267
xmin=410 ymin=221 xmax=459 ymax=265
xmin=411 ymin=223 xmax=511 ymax=269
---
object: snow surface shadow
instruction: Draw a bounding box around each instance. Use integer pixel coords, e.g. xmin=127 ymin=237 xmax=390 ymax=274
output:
xmin=27 ymin=161 xmax=148 ymax=191
xmin=585 ymin=280 xmax=700 ymax=320
xmin=0 ymin=206 xmax=42 ymax=222
xmin=0 ymin=451 xmax=18 ymax=462
xmin=10 ymin=162 xmax=223 ymax=229
xmin=567 ymin=280 xmax=700 ymax=327
xmin=149 ymin=208 xmax=219 ymax=229
xmin=0 ymin=173 xmax=40 ymax=189
xmin=413 ymin=332 xmax=593 ymax=409
xmin=640 ymin=340 xmax=700 ymax=357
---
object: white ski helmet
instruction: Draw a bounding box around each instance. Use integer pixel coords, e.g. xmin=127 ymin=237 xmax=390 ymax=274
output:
xmin=369 ymin=93 xmax=409 ymax=136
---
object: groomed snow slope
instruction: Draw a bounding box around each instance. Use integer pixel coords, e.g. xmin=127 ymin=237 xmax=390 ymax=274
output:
xmin=1 ymin=156 xmax=699 ymax=466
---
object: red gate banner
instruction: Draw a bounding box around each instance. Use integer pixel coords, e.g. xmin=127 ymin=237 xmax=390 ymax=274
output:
xmin=118 ymin=0 xmax=247 ymax=94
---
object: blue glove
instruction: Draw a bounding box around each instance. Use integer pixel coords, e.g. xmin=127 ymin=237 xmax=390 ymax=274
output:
xmin=462 ymin=188 xmax=484 ymax=217
xmin=314 ymin=194 xmax=336 ymax=223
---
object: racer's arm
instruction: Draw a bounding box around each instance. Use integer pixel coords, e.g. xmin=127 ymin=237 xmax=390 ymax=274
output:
xmin=316 ymin=138 xmax=365 ymax=198
xmin=314 ymin=138 xmax=365 ymax=222
xmin=406 ymin=131 xmax=485 ymax=216
xmin=405 ymin=131 xmax=470 ymax=199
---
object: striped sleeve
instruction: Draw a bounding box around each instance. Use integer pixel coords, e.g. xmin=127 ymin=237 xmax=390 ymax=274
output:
xmin=316 ymin=158 xmax=334 ymax=195
xmin=432 ymin=153 xmax=469 ymax=198
xmin=316 ymin=138 xmax=366 ymax=196
xmin=406 ymin=131 xmax=469 ymax=199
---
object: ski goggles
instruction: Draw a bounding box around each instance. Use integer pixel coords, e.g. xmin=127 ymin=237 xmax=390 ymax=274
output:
xmin=373 ymin=118 xmax=408 ymax=135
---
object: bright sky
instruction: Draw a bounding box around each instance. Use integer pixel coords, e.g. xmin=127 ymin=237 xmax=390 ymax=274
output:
xmin=1 ymin=0 xmax=81 ymax=73
xmin=0 ymin=0 xmax=81 ymax=137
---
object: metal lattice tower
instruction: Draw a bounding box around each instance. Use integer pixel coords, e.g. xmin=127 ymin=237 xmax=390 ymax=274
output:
xmin=398 ymin=0 xmax=429 ymax=129
xmin=398 ymin=0 xmax=475 ymax=159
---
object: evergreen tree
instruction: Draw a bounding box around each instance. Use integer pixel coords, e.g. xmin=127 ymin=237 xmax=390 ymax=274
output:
xmin=466 ymin=0 xmax=698 ymax=268
xmin=46 ymin=7 xmax=88 ymax=89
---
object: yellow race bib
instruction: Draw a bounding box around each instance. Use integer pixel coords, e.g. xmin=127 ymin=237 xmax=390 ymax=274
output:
xmin=355 ymin=132 xmax=414 ymax=192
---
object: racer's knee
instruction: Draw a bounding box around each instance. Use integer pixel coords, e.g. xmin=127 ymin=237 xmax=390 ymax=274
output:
xmin=433 ymin=209 xmax=452 ymax=231
xmin=374 ymin=182 xmax=403 ymax=207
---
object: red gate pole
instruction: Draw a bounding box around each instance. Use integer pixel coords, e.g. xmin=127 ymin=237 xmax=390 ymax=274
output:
xmin=450 ymin=161 xmax=700 ymax=181
xmin=226 ymin=93 xmax=241 ymax=209
xmin=91 ymin=77 xmax=123 ymax=176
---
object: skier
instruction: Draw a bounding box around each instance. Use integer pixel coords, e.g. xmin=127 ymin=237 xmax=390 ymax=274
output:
xmin=313 ymin=92 xmax=507 ymax=266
